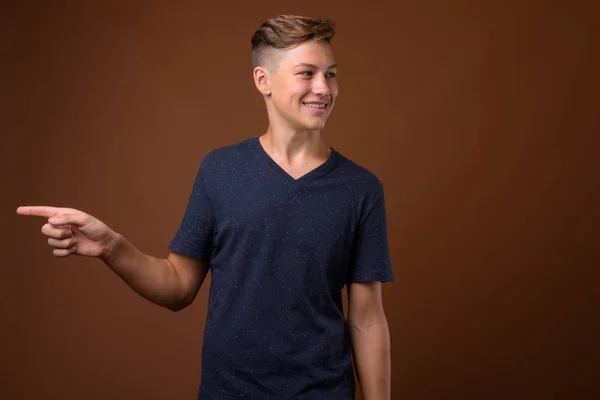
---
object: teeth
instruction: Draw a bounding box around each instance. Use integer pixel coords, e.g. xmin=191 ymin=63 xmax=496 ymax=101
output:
xmin=304 ymin=103 xmax=326 ymax=109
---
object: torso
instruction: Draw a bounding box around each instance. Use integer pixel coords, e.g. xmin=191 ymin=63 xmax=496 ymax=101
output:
xmin=172 ymin=137 xmax=390 ymax=399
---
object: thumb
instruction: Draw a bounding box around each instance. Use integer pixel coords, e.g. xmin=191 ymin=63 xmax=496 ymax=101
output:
xmin=49 ymin=212 xmax=88 ymax=227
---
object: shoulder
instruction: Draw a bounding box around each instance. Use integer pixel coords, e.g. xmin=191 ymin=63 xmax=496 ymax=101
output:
xmin=333 ymin=149 xmax=385 ymax=198
xmin=199 ymin=137 xmax=256 ymax=172
xmin=188 ymin=138 xmax=256 ymax=188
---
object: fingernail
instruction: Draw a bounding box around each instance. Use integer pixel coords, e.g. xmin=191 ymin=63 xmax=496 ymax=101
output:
xmin=49 ymin=217 xmax=58 ymax=223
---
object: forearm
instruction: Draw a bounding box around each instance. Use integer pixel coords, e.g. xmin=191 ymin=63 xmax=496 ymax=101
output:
xmin=100 ymin=232 xmax=185 ymax=310
xmin=350 ymin=316 xmax=391 ymax=400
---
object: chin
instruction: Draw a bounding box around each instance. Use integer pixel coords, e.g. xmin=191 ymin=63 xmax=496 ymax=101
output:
xmin=300 ymin=118 xmax=328 ymax=131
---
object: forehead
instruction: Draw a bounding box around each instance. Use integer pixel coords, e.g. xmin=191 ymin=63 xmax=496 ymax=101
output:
xmin=275 ymin=41 xmax=336 ymax=68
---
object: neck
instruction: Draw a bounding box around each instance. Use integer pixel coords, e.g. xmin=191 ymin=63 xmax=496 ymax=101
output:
xmin=260 ymin=126 xmax=330 ymax=164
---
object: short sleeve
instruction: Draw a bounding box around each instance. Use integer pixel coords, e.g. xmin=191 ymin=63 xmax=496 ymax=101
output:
xmin=347 ymin=182 xmax=394 ymax=284
xmin=169 ymin=158 xmax=215 ymax=262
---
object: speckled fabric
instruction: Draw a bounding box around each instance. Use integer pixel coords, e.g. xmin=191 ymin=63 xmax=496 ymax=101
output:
xmin=169 ymin=136 xmax=394 ymax=399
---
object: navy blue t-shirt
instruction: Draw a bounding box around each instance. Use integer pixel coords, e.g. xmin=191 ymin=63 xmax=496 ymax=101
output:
xmin=169 ymin=137 xmax=394 ymax=399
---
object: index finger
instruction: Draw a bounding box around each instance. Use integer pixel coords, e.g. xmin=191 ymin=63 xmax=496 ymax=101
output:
xmin=16 ymin=206 xmax=71 ymax=218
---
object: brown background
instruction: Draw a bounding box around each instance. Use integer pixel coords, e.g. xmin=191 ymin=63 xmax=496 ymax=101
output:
xmin=2 ymin=1 xmax=598 ymax=399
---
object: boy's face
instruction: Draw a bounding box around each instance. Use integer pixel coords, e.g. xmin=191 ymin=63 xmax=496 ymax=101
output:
xmin=257 ymin=40 xmax=338 ymax=132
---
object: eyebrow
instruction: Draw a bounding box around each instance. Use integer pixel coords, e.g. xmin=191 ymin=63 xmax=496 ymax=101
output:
xmin=294 ymin=63 xmax=337 ymax=70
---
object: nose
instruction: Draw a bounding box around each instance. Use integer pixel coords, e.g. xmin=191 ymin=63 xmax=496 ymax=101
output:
xmin=312 ymin=74 xmax=331 ymax=97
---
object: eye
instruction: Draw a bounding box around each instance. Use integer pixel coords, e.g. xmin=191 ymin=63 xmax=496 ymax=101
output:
xmin=299 ymin=71 xmax=314 ymax=77
xmin=326 ymin=72 xmax=337 ymax=79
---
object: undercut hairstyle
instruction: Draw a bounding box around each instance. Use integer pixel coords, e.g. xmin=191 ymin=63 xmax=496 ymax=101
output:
xmin=251 ymin=15 xmax=336 ymax=68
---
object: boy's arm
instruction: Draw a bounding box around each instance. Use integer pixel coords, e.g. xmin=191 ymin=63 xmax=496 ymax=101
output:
xmin=17 ymin=206 xmax=209 ymax=311
xmin=347 ymin=281 xmax=391 ymax=400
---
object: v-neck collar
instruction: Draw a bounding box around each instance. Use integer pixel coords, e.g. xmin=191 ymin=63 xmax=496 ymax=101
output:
xmin=252 ymin=136 xmax=338 ymax=184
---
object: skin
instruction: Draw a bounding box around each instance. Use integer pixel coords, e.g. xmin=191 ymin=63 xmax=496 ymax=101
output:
xmin=16 ymin=39 xmax=391 ymax=399
xmin=253 ymin=40 xmax=338 ymax=179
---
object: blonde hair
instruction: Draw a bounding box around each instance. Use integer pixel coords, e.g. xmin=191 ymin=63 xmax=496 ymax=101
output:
xmin=251 ymin=15 xmax=336 ymax=67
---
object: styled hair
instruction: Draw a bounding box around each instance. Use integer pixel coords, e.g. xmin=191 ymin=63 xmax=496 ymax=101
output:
xmin=251 ymin=15 xmax=336 ymax=68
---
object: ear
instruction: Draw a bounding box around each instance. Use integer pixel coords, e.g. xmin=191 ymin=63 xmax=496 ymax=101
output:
xmin=253 ymin=66 xmax=272 ymax=96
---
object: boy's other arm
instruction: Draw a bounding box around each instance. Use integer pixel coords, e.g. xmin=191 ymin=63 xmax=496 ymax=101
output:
xmin=17 ymin=206 xmax=209 ymax=311
xmin=348 ymin=281 xmax=391 ymax=400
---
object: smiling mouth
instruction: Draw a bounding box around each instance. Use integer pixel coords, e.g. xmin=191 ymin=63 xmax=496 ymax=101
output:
xmin=302 ymin=102 xmax=329 ymax=110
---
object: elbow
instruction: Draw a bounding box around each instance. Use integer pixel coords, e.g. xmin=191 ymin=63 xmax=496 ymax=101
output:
xmin=348 ymin=311 xmax=389 ymax=333
xmin=165 ymin=300 xmax=190 ymax=312
xmin=163 ymin=293 xmax=193 ymax=312
xmin=165 ymin=303 xmax=184 ymax=312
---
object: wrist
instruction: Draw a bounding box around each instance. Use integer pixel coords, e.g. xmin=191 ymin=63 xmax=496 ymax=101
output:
xmin=100 ymin=230 xmax=123 ymax=264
